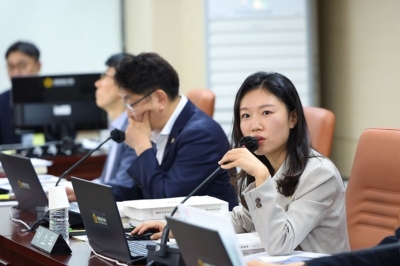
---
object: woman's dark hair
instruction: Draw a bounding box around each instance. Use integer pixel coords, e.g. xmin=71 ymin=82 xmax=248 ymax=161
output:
xmin=230 ymin=71 xmax=311 ymax=208
xmin=114 ymin=52 xmax=179 ymax=100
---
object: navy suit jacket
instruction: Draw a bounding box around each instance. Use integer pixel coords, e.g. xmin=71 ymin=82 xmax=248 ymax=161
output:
xmin=306 ymin=227 xmax=400 ymax=266
xmin=0 ymin=90 xmax=21 ymax=145
xmin=127 ymin=100 xmax=237 ymax=210
xmin=99 ymin=117 xmax=139 ymax=202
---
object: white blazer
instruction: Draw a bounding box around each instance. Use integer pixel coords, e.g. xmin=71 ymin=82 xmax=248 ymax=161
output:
xmin=230 ymin=151 xmax=350 ymax=255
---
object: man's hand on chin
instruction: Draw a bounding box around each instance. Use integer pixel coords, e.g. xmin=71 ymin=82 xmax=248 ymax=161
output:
xmin=125 ymin=111 xmax=152 ymax=155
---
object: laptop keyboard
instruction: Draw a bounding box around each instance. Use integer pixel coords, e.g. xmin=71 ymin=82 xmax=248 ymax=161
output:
xmin=127 ymin=241 xmax=148 ymax=257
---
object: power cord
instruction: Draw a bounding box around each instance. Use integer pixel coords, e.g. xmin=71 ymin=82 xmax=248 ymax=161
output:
xmin=146 ymin=261 xmax=161 ymax=266
xmin=127 ymin=256 xmax=147 ymax=265
xmin=26 ymin=218 xmax=48 ymax=231
xmin=85 ymin=239 xmax=127 ymax=265
xmin=9 ymin=206 xmax=31 ymax=231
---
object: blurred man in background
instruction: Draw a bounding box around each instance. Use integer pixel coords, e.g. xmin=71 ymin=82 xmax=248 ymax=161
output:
xmin=66 ymin=53 xmax=139 ymax=202
xmin=0 ymin=41 xmax=41 ymax=144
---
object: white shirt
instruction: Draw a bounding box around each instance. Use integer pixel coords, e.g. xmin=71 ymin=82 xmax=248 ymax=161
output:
xmin=151 ymin=95 xmax=188 ymax=165
xmin=103 ymin=111 xmax=128 ymax=183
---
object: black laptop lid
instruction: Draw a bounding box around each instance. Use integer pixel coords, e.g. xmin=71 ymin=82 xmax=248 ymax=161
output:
xmin=70 ymin=177 xmax=131 ymax=263
xmin=166 ymin=216 xmax=235 ymax=266
xmin=0 ymin=153 xmax=48 ymax=213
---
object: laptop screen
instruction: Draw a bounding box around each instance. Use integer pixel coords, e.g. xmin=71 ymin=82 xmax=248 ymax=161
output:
xmin=0 ymin=153 xmax=48 ymax=213
xmin=166 ymin=216 xmax=239 ymax=266
xmin=71 ymin=177 xmax=133 ymax=262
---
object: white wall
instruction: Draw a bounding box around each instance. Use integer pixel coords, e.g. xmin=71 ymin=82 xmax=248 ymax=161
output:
xmin=123 ymin=0 xmax=207 ymax=95
xmin=205 ymin=0 xmax=319 ymax=134
xmin=0 ymin=0 xmax=123 ymax=93
xmin=319 ymin=0 xmax=400 ymax=176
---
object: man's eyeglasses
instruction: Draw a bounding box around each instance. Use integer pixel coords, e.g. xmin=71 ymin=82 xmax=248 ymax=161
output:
xmin=7 ymin=61 xmax=28 ymax=72
xmin=125 ymin=90 xmax=155 ymax=113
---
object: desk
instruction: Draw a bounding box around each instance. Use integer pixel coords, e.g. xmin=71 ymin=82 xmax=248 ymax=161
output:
xmin=46 ymin=154 xmax=107 ymax=181
xmin=0 ymin=207 xmax=144 ymax=266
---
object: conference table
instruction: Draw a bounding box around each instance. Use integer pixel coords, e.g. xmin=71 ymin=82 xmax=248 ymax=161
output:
xmin=0 ymin=152 xmax=143 ymax=265
xmin=0 ymin=206 xmax=146 ymax=266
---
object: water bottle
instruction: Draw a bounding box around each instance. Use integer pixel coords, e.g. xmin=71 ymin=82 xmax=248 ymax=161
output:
xmin=48 ymin=186 xmax=70 ymax=242
xmin=49 ymin=208 xmax=69 ymax=241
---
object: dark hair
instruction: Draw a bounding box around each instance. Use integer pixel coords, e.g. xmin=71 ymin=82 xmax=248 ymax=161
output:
xmin=105 ymin=53 xmax=133 ymax=68
xmin=230 ymin=71 xmax=311 ymax=208
xmin=114 ymin=52 xmax=179 ymax=100
xmin=5 ymin=41 xmax=40 ymax=61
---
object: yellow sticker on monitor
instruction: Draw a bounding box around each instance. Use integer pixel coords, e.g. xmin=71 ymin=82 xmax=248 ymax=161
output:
xmin=33 ymin=133 xmax=46 ymax=146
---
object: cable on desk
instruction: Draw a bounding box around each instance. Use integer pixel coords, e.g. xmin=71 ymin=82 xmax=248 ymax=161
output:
xmin=26 ymin=218 xmax=48 ymax=231
xmin=86 ymin=239 xmax=129 ymax=266
xmin=126 ymin=256 xmax=147 ymax=265
xmin=9 ymin=205 xmax=31 ymax=231
xmin=89 ymin=255 xmax=115 ymax=266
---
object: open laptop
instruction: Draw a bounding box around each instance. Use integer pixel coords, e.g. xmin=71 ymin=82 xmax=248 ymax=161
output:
xmin=0 ymin=153 xmax=48 ymax=213
xmin=71 ymin=177 xmax=156 ymax=263
xmin=0 ymin=153 xmax=81 ymax=221
xmin=166 ymin=216 xmax=241 ymax=266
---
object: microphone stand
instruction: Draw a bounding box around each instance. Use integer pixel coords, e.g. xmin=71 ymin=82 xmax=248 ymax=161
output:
xmin=55 ymin=136 xmax=111 ymax=186
xmin=54 ymin=127 xmax=125 ymax=186
xmin=146 ymin=136 xmax=258 ymax=265
xmin=146 ymin=166 xmax=222 ymax=266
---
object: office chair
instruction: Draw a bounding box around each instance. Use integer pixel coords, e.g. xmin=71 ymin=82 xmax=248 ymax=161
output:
xmin=345 ymin=128 xmax=400 ymax=250
xmin=186 ymin=89 xmax=215 ymax=117
xmin=303 ymin=106 xmax=335 ymax=157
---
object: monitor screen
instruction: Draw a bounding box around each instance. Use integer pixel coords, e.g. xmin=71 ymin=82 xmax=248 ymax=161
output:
xmin=11 ymin=73 xmax=108 ymax=141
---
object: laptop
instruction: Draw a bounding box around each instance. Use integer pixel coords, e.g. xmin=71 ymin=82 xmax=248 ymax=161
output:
xmin=0 ymin=153 xmax=48 ymax=213
xmin=71 ymin=177 xmax=155 ymax=263
xmin=166 ymin=216 xmax=240 ymax=266
xmin=0 ymin=153 xmax=81 ymax=221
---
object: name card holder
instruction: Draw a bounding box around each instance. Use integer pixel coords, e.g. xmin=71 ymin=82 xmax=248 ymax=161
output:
xmin=31 ymin=226 xmax=71 ymax=255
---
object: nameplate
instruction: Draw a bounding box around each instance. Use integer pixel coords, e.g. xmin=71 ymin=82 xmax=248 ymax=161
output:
xmin=31 ymin=226 xmax=71 ymax=255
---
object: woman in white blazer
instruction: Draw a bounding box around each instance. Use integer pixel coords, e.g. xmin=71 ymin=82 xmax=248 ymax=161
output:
xmin=218 ymin=71 xmax=349 ymax=255
xmin=131 ymin=71 xmax=349 ymax=256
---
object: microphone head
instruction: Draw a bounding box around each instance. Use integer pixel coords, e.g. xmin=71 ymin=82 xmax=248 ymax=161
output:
xmin=110 ymin=129 xmax=125 ymax=143
xmin=240 ymin=136 xmax=259 ymax=152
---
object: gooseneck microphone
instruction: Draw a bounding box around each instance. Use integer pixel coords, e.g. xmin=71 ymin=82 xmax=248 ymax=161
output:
xmin=55 ymin=129 xmax=125 ymax=186
xmin=146 ymin=136 xmax=259 ymax=266
xmin=240 ymin=136 xmax=259 ymax=153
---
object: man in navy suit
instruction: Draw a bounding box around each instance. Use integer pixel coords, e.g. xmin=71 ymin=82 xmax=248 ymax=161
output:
xmin=66 ymin=53 xmax=139 ymax=202
xmin=115 ymin=53 xmax=237 ymax=210
xmin=0 ymin=41 xmax=41 ymax=145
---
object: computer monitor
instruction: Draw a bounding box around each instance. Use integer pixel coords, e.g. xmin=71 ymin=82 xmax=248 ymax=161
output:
xmin=11 ymin=73 xmax=108 ymax=142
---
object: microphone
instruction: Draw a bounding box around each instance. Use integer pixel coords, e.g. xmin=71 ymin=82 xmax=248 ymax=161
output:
xmin=55 ymin=129 xmax=125 ymax=186
xmin=240 ymin=136 xmax=259 ymax=152
xmin=146 ymin=136 xmax=258 ymax=266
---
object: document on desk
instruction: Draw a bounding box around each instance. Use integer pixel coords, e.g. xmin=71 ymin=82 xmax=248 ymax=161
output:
xmin=244 ymin=251 xmax=329 ymax=263
xmin=178 ymin=205 xmax=329 ymax=265
xmin=0 ymin=158 xmax=52 ymax=168
xmin=0 ymin=174 xmax=60 ymax=193
xmin=0 ymin=200 xmax=18 ymax=207
xmin=0 ymin=158 xmax=52 ymax=176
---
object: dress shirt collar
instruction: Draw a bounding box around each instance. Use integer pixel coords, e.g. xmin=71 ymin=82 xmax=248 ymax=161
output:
xmin=110 ymin=111 xmax=128 ymax=130
xmin=151 ymin=95 xmax=188 ymax=142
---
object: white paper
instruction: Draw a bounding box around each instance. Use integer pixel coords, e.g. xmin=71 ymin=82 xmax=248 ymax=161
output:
xmin=0 ymin=158 xmax=52 ymax=168
xmin=53 ymin=105 xmax=71 ymax=116
xmin=257 ymin=251 xmax=329 ymax=263
xmin=0 ymin=174 xmax=61 ymax=193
